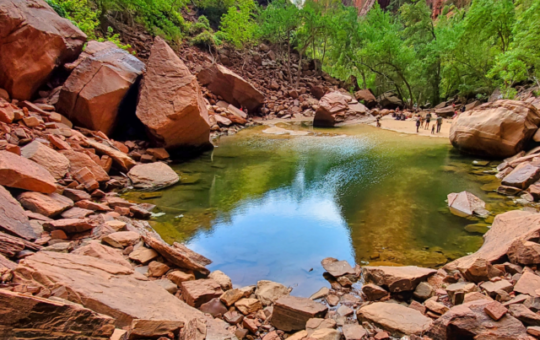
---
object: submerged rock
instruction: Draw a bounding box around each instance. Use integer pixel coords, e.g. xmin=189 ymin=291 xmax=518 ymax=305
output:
xmin=0 ymin=0 xmax=86 ymax=100
xmin=447 ymin=191 xmax=488 ymax=217
xmin=450 ymin=100 xmax=540 ymax=158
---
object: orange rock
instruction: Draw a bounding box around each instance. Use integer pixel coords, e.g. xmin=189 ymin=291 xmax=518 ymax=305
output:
xmin=47 ymin=134 xmax=71 ymax=150
xmin=57 ymin=41 xmax=145 ymax=135
xmin=0 ymin=185 xmax=36 ymax=240
xmin=0 ymin=150 xmax=56 ymax=193
xmin=0 ymin=0 xmax=87 ymax=100
xmin=72 ymin=167 xmax=99 ymax=192
xmin=136 ymin=37 xmax=210 ymax=149
xmin=198 ymin=64 xmax=264 ymax=112
xmin=112 ymin=141 xmax=128 ymax=154
xmin=18 ymin=192 xmax=73 ymax=217
xmin=60 ymin=150 xmax=109 ymax=182
xmin=0 ymin=104 xmax=14 ymax=123
xmin=21 ymin=141 xmax=70 ymax=179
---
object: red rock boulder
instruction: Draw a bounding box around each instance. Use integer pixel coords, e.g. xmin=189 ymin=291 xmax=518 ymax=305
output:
xmin=0 ymin=150 xmax=56 ymax=193
xmin=136 ymin=37 xmax=210 ymax=149
xmin=197 ymin=64 xmax=264 ymax=112
xmin=355 ymin=89 xmax=377 ymax=108
xmin=0 ymin=0 xmax=86 ymax=100
xmin=450 ymin=100 xmax=540 ymax=158
xmin=57 ymin=41 xmax=145 ymax=136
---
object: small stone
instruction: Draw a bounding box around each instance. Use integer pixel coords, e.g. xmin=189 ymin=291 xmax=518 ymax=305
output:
xmin=18 ymin=192 xmax=73 ymax=217
xmin=255 ymin=280 xmax=289 ymax=306
xmin=235 ymin=298 xmax=263 ymax=315
xmin=425 ymin=299 xmax=449 ymax=315
xmin=181 ymin=279 xmax=223 ymax=307
xmin=413 ymin=282 xmax=433 ymax=301
xmin=337 ymin=305 xmax=353 ymax=316
xmin=209 ymin=270 xmax=232 ymax=291
xmin=326 ymin=294 xmax=340 ymax=306
xmin=342 ymin=324 xmax=367 ymax=340
xmin=220 ymin=288 xmax=244 ymax=307
xmin=155 ymin=279 xmax=178 ymax=294
xmin=128 ymin=245 xmax=158 ymax=264
xmin=167 ymin=270 xmax=195 ymax=285
xmin=271 ymin=296 xmax=328 ymax=332
xmin=199 ymin=297 xmax=228 ymax=317
xmin=243 ymin=317 xmax=260 ymax=334
xmin=484 ymin=301 xmax=508 ymax=321
xmin=104 ymin=220 xmax=126 ymax=231
xmin=102 ymin=231 xmax=140 ymax=248
xmin=224 ymin=310 xmax=243 ymax=325
xmin=362 ymin=284 xmax=389 ymax=301
xmin=147 ymin=261 xmax=170 ymax=277
xmin=310 ymin=287 xmax=329 ymax=300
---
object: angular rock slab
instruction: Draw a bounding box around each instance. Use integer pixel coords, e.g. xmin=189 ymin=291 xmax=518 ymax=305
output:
xmin=446 ymin=210 xmax=540 ymax=274
xmin=143 ymin=235 xmax=210 ymax=275
xmin=313 ymin=91 xmax=350 ymax=127
xmin=447 ymin=191 xmax=486 ymax=217
xmin=136 ymin=37 xmax=210 ymax=149
xmin=12 ymin=251 xmax=204 ymax=327
xmin=427 ymin=299 xmax=529 ymax=340
xmin=362 ymin=266 xmax=436 ymax=293
xmin=21 ymin=141 xmax=70 ymax=179
xmin=271 ymin=295 xmax=328 ymax=332
xmin=197 ymin=64 xmax=264 ymax=112
xmin=0 ymin=150 xmax=57 ymax=193
xmin=357 ymin=302 xmax=432 ymax=336
xmin=57 ymin=41 xmax=145 ymax=135
xmin=502 ymin=162 xmax=540 ymax=189
xmin=128 ymin=162 xmax=179 ymax=190
xmin=0 ymin=289 xmax=115 ymax=339
xmin=0 ymin=185 xmax=36 ymax=240
xmin=450 ymin=100 xmax=540 ymax=158
xmin=0 ymin=0 xmax=86 ymax=100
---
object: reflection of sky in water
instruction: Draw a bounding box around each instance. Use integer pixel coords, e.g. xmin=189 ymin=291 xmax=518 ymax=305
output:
xmin=134 ymin=124 xmax=491 ymax=297
xmin=186 ymin=187 xmax=355 ymax=297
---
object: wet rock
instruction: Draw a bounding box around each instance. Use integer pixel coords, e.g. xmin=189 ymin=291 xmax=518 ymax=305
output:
xmin=447 ymin=191 xmax=487 ymax=217
xmin=12 ymin=251 xmax=203 ymax=327
xmin=0 ymin=0 xmax=86 ymax=100
xmin=18 ymin=192 xmax=73 ymax=217
xmin=136 ymin=37 xmax=210 ymax=149
xmin=21 ymin=141 xmax=70 ymax=179
xmin=143 ymin=235 xmax=210 ymax=275
xmin=362 ymin=283 xmax=390 ymax=301
xmin=450 ymin=100 xmax=540 ymax=158
xmin=357 ymin=302 xmax=432 ymax=336
xmin=514 ymin=271 xmax=540 ymax=297
xmin=428 ymin=299 xmax=528 ymax=340
xmin=362 ymin=266 xmax=436 ymax=293
xmin=502 ymin=162 xmax=540 ymax=189
xmin=207 ymin=270 xmax=232 ymax=291
xmin=0 ymin=150 xmax=57 ymax=193
xmin=255 ymin=280 xmax=289 ymax=306
xmin=0 ymin=185 xmax=36 ymax=240
xmin=57 ymin=41 xmax=145 ymax=135
xmin=271 ymin=296 xmax=328 ymax=332
xmin=181 ymin=279 xmax=223 ymax=307
xmin=321 ymin=257 xmax=355 ymax=277
xmin=198 ymin=64 xmax=265 ymax=112
xmin=310 ymin=287 xmax=330 ymax=300
xmin=127 ymin=162 xmax=179 ymax=190
xmin=0 ymin=289 xmax=114 ymax=339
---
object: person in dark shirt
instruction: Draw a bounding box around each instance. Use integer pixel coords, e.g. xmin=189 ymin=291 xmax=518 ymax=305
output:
xmin=436 ymin=116 xmax=443 ymax=133
xmin=425 ymin=112 xmax=432 ymax=130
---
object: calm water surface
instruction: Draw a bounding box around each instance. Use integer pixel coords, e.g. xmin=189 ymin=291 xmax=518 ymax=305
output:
xmin=126 ymin=123 xmax=508 ymax=296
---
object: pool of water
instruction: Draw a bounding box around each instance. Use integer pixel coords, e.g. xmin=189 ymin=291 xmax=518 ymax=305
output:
xmin=125 ymin=122 xmax=508 ymax=296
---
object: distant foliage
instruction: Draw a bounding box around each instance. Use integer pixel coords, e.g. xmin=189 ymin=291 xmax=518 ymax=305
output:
xmin=218 ymin=0 xmax=258 ymax=48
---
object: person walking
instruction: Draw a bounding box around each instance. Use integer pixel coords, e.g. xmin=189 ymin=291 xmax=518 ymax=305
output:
xmin=416 ymin=115 xmax=421 ymax=133
xmin=376 ymin=115 xmax=381 ymax=128
xmin=425 ymin=112 xmax=432 ymax=130
xmin=431 ymin=123 xmax=435 ymax=135
xmin=436 ymin=115 xmax=443 ymax=133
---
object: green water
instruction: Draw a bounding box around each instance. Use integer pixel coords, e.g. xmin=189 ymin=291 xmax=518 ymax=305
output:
xmin=126 ymin=122 xmax=512 ymax=296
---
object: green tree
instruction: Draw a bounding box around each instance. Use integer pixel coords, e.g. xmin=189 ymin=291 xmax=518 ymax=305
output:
xmin=218 ymin=0 xmax=258 ymax=48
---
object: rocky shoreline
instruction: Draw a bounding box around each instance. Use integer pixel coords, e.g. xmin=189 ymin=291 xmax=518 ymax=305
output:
xmin=3 ymin=0 xmax=540 ymax=339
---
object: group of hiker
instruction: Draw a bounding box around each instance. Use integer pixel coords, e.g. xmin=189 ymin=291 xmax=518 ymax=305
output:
xmin=415 ymin=112 xmax=443 ymax=134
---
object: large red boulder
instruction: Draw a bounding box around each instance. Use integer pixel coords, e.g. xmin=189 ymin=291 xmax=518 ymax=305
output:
xmin=0 ymin=0 xmax=86 ymax=100
xmin=57 ymin=41 xmax=145 ymax=136
xmin=313 ymin=91 xmax=368 ymax=127
xmin=197 ymin=64 xmax=264 ymax=112
xmin=136 ymin=37 xmax=210 ymax=149
xmin=450 ymin=100 xmax=540 ymax=158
